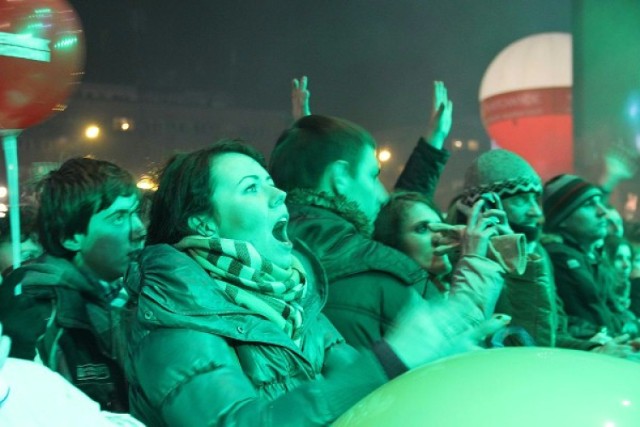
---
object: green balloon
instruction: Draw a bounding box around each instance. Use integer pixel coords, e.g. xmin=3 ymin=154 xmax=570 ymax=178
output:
xmin=334 ymin=348 xmax=640 ymax=427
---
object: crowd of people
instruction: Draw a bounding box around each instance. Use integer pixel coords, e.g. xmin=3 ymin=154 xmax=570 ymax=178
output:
xmin=0 ymin=77 xmax=639 ymax=426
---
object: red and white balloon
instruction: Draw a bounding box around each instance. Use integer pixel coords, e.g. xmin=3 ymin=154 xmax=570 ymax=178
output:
xmin=0 ymin=0 xmax=85 ymax=269
xmin=0 ymin=0 xmax=85 ymax=130
xmin=480 ymin=32 xmax=572 ymax=181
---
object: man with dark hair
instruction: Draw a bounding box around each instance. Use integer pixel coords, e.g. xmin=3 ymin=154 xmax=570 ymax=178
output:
xmin=542 ymin=174 xmax=624 ymax=340
xmin=269 ymin=82 xmax=506 ymax=349
xmin=0 ymin=157 xmax=145 ymax=411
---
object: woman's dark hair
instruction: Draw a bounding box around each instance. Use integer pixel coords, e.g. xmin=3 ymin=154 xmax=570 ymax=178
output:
xmin=603 ymin=234 xmax=634 ymax=263
xmin=373 ymin=191 xmax=443 ymax=250
xmin=146 ymin=139 xmax=265 ymax=245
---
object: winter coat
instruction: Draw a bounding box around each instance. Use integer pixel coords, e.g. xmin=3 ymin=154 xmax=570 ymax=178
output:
xmin=543 ymin=237 xmax=623 ymax=338
xmin=394 ymin=137 xmax=451 ymax=195
xmin=0 ymin=254 xmax=129 ymax=412
xmin=285 ymin=139 xmax=506 ymax=348
xmin=497 ymin=244 xmax=599 ymax=350
xmin=287 ymin=195 xmax=505 ymax=349
xmin=286 ymin=198 xmax=428 ymax=347
xmin=125 ymin=242 xmax=392 ymax=427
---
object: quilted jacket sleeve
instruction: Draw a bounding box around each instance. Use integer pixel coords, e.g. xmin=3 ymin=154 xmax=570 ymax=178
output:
xmin=449 ymin=255 xmax=504 ymax=325
xmin=394 ymin=138 xmax=450 ymax=197
xmin=131 ymin=328 xmax=388 ymax=427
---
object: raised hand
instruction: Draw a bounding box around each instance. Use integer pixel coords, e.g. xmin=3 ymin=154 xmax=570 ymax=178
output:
xmin=462 ymin=198 xmax=503 ymax=257
xmin=479 ymin=192 xmax=514 ymax=237
xmin=430 ymin=193 xmax=515 ymax=260
xmin=291 ymin=76 xmax=311 ymax=120
xmin=599 ymin=143 xmax=638 ymax=194
xmin=592 ymin=334 xmax=639 ymax=361
xmin=425 ymin=80 xmax=453 ymax=149
xmin=384 ymin=293 xmax=512 ymax=369
xmin=604 ymin=145 xmax=637 ymax=181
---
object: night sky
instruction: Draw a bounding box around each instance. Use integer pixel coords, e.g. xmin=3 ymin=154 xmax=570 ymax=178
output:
xmin=68 ymin=0 xmax=571 ymax=135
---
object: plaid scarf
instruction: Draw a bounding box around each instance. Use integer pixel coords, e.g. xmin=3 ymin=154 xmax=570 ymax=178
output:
xmin=175 ymin=236 xmax=307 ymax=345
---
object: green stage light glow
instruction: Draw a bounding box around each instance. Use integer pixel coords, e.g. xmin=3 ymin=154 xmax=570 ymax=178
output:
xmin=53 ymin=35 xmax=78 ymax=50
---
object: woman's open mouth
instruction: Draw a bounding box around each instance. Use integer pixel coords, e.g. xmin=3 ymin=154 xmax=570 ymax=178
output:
xmin=272 ymin=217 xmax=291 ymax=244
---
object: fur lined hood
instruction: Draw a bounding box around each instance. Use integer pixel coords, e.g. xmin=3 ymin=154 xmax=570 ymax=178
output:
xmin=286 ymin=189 xmax=373 ymax=237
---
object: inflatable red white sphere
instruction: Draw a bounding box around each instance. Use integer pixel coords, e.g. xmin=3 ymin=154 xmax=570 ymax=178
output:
xmin=480 ymin=32 xmax=572 ymax=180
xmin=0 ymin=0 xmax=85 ymax=130
xmin=0 ymin=0 xmax=85 ymax=269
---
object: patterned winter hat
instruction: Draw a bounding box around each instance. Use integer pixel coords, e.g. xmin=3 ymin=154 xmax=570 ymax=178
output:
xmin=542 ymin=174 xmax=602 ymax=232
xmin=460 ymin=149 xmax=542 ymax=207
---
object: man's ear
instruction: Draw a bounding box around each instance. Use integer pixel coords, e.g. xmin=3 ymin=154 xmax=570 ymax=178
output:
xmin=187 ymin=215 xmax=218 ymax=238
xmin=324 ymin=160 xmax=352 ymax=197
xmin=62 ymin=234 xmax=84 ymax=252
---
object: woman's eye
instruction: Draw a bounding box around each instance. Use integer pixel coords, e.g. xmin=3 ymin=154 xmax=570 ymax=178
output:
xmin=415 ymin=224 xmax=429 ymax=234
xmin=245 ymin=184 xmax=258 ymax=193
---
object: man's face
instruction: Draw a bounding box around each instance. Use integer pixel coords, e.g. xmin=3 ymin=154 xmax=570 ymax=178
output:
xmin=559 ymin=195 xmax=608 ymax=244
xmin=72 ymin=194 xmax=146 ymax=282
xmin=501 ymin=192 xmax=543 ymax=241
xmin=501 ymin=192 xmax=543 ymax=227
xmin=342 ymin=145 xmax=389 ymax=224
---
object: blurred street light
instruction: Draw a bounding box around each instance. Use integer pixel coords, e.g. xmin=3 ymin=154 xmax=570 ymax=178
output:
xmin=137 ymin=176 xmax=158 ymax=191
xmin=114 ymin=117 xmax=134 ymax=131
xmin=85 ymin=125 xmax=101 ymax=139
xmin=378 ymin=148 xmax=392 ymax=162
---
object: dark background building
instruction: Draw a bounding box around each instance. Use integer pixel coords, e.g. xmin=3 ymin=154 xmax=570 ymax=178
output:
xmin=11 ymin=1 xmax=640 ymax=217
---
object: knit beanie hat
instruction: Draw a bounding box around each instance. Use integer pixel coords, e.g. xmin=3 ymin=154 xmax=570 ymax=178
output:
xmin=542 ymin=174 xmax=602 ymax=232
xmin=460 ymin=149 xmax=542 ymax=207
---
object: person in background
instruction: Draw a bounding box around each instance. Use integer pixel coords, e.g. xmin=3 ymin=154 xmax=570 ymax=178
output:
xmin=0 ymin=157 xmax=146 ymax=412
xmin=625 ymin=222 xmax=640 ymax=315
xmin=374 ymin=192 xmax=453 ymax=300
xmin=455 ymin=150 xmax=639 ymax=360
xmin=270 ymin=78 xmax=508 ymax=349
xmin=605 ymin=206 xmax=625 ymax=238
xmin=373 ymin=191 xmax=523 ymax=304
xmin=603 ymin=235 xmax=639 ymax=336
xmin=125 ymin=139 xmax=509 ymax=426
xmin=0 ymin=206 xmax=42 ymax=281
xmin=542 ymin=174 xmax=625 ymax=341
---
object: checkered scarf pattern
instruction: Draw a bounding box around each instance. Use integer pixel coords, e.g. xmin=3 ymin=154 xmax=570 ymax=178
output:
xmin=175 ymin=236 xmax=307 ymax=345
xmin=460 ymin=177 xmax=543 ymax=207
